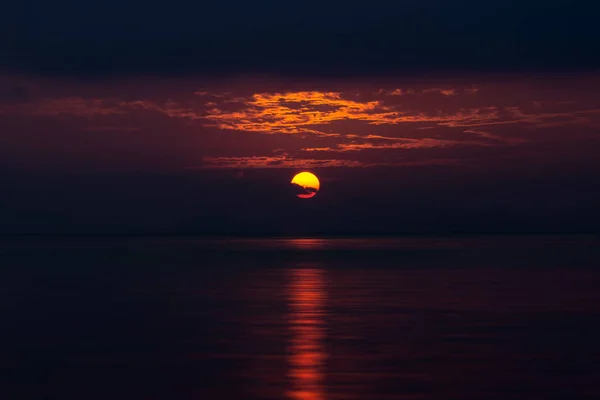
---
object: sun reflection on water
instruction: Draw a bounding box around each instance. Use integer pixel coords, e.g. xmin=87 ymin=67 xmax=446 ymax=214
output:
xmin=284 ymin=239 xmax=327 ymax=250
xmin=288 ymin=268 xmax=326 ymax=400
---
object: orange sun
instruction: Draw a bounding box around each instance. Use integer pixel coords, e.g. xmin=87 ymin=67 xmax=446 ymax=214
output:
xmin=291 ymin=172 xmax=320 ymax=199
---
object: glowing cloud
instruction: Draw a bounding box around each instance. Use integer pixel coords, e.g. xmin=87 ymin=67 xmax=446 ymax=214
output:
xmin=201 ymin=91 xmax=501 ymax=136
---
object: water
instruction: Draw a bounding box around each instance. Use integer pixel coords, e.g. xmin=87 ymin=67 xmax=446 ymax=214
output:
xmin=1 ymin=236 xmax=600 ymax=399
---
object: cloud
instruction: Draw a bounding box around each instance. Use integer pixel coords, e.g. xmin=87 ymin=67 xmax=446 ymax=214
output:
xmin=377 ymin=88 xmax=413 ymax=96
xmin=303 ymin=137 xmax=486 ymax=152
xmin=422 ymin=88 xmax=457 ymax=96
xmin=202 ymin=91 xmax=383 ymax=135
xmin=0 ymin=97 xmax=125 ymax=117
xmin=6 ymin=89 xmax=595 ymax=141
xmin=120 ymin=100 xmax=203 ymax=119
xmin=198 ymin=155 xmax=374 ymax=168
xmin=202 ymin=91 xmax=502 ymax=136
xmin=389 ymin=88 xmax=408 ymax=96
xmin=203 ymin=89 xmax=596 ymax=140
xmin=463 ymin=129 xmax=528 ymax=145
xmin=302 ymin=147 xmax=334 ymax=152
xmin=194 ymin=91 xmax=230 ymax=98
xmin=83 ymin=126 xmax=141 ymax=132
xmin=434 ymin=107 xmax=600 ymax=129
xmin=503 ymin=107 xmax=600 ymax=128
xmin=0 ymin=97 xmax=203 ymax=120
xmin=190 ymin=92 xmax=600 ymax=138
xmin=198 ymin=155 xmax=462 ymax=169
xmin=3 ymin=81 xmax=599 ymax=173
xmin=377 ymin=87 xmax=476 ymax=96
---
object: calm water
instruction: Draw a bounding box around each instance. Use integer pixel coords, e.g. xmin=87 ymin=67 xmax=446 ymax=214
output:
xmin=1 ymin=236 xmax=600 ymax=399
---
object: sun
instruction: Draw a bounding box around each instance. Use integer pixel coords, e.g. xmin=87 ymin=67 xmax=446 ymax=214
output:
xmin=291 ymin=172 xmax=320 ymax=199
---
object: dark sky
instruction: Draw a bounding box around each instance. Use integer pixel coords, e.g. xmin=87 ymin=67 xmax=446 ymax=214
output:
xmin=4 ymin=0 xmax=600 ymax=76
xmin=1 ymin=1 xmax=600 ymax=234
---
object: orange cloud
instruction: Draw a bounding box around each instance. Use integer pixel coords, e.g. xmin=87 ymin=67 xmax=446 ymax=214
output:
xmin=202 ymin=91 xmax=501 ymax=136
xmin=8 ymin=90 xmax=594 ymax=141
xmin=203 ymin=91 xmax=383 ymax=135
xmin=389 ymin=88 xmax=408 ymax=96
xmin=423 ymin=88 xmax=457 ymax=96
xmin=4 ymin=88 xmax=597 ymax=169
xmin=118 ymin=96 xmax=600 ymax=135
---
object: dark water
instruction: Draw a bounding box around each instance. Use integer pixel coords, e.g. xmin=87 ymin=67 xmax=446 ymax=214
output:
xmin=1 ymin=236 xmax=600 ymax=399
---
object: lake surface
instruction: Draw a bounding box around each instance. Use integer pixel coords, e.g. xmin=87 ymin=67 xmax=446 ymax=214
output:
xmin=1 ymin=236 xmax=600 ymax=399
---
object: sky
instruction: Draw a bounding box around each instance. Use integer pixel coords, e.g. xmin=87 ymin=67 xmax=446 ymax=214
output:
xmin=1 ymin=1 xmax=600 ymax=234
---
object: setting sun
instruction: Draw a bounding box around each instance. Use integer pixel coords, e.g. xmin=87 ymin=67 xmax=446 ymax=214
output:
xmin=291 ymin=172 xmax=320 ymax=199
